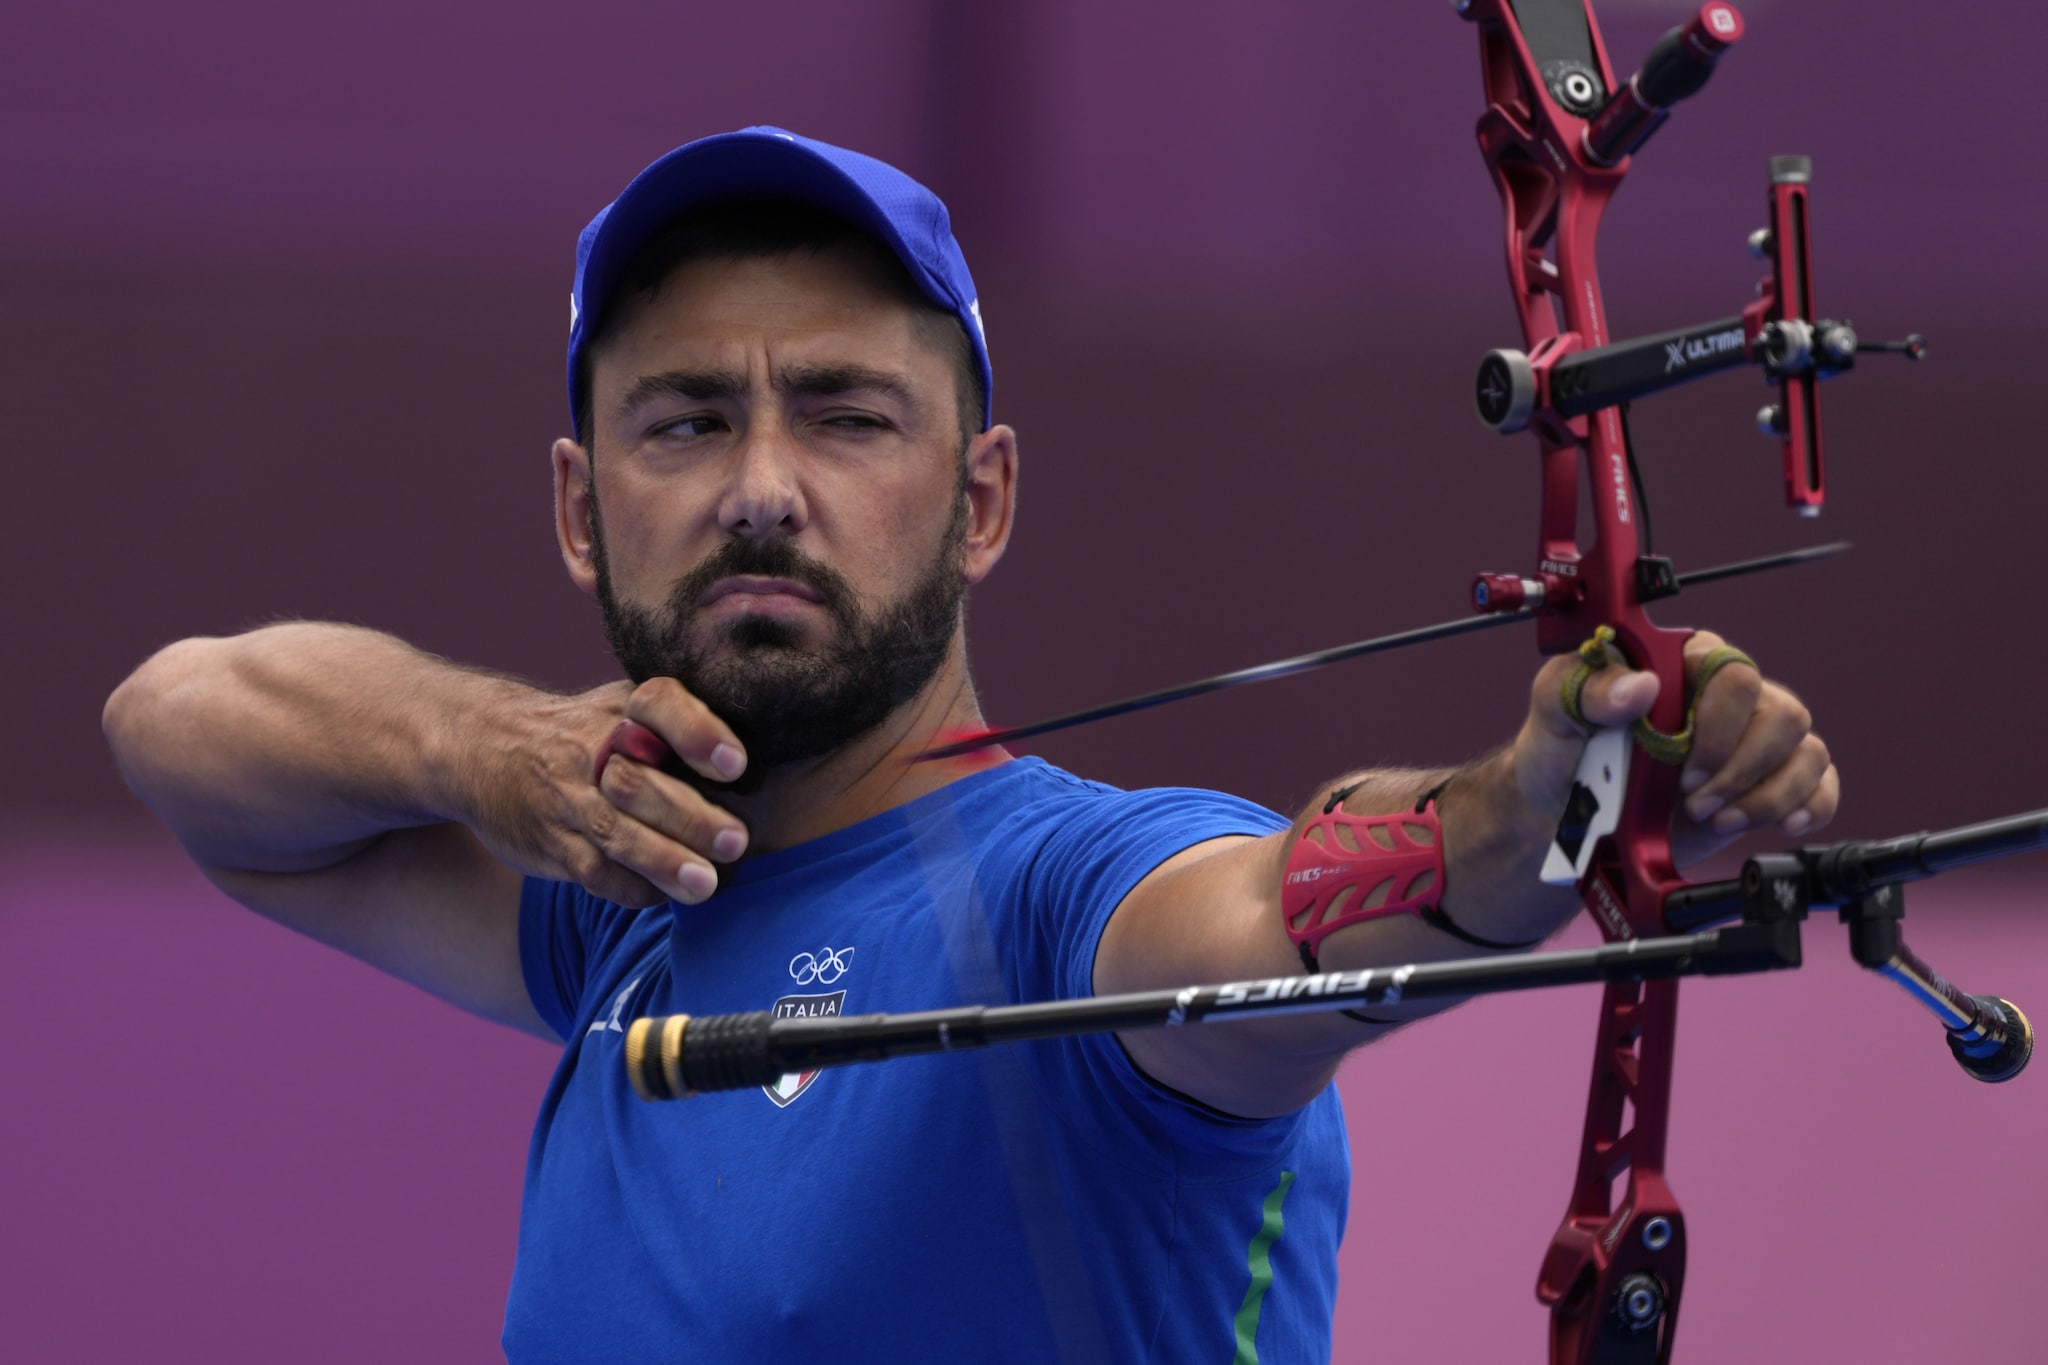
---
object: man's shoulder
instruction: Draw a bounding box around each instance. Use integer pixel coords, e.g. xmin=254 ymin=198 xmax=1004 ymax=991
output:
xmin=951 ymin=758 xmax=1288 ymax=890
xmin=976 ymin=757 xmax=1287 ymax=834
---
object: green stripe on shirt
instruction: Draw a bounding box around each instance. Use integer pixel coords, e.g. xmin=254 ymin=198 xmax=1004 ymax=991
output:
xmin=1231 ymin=1169 xmax=1296 ymax=1364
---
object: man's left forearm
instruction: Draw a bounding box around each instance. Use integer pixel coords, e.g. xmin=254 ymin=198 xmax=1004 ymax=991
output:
xmin=1293 ymin=750 xmax=1579 ymax=989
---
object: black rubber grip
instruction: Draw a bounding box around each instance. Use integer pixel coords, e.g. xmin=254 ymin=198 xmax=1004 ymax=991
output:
xmin=1637 ymin=17 xmax=1731 ymax=108
xmin=680 ymin=1010 xmax=783 ymax=1092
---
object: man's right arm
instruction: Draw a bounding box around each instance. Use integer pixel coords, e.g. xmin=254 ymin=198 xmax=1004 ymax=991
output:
xmin=102 ymin=623 xmax=749 ymax=1041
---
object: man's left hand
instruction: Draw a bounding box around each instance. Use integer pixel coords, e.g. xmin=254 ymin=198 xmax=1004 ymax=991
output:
xmin=1509 ymin=630 xmax=1839 ymax=866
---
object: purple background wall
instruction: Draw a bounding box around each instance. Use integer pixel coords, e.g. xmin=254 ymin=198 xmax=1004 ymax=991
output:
xmin=6 ymin=1 xmax=2044 ymax=1359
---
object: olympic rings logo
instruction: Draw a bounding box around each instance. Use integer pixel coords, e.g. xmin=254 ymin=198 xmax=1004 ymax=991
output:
xmin=789 ymin=946 xmax=855 ymax=985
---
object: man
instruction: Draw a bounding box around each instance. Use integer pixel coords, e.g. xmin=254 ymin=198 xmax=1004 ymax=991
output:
xmin=103 ymin=128 xmax=1834 ymax=1361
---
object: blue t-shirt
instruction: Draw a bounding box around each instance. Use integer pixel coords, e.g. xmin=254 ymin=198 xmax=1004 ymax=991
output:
xmin=507 ymin=758 xmax=1348 ymax=1363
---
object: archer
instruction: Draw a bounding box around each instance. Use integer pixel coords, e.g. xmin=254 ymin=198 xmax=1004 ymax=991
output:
xmin=101 ymin=127 xmax=1831 ymax=1363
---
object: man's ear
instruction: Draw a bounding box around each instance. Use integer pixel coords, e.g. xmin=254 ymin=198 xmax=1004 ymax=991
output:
xmin=961 ymin=424 xmax=1019 ymax=585
xmin=552 ymin=438 xmax=600 ymax=595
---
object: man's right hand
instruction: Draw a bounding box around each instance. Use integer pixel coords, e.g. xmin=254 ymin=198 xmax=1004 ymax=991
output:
xmin=103 ymin=624 xmax=749 ymax=1040
xmin=474 ymin=678 xmax=750 ymax=909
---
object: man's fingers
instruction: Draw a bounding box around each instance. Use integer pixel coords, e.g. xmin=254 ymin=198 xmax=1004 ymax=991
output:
xmin=561 ymin=837 xmax=669 ymax=909
xmin=1681 ymin=681 xmax=1813 ymax=823
xmin=580 ymin=785 xmax=733 ymax=906
xmin=1515 ymin=655 xmax=1661 ymax=811
xmin=600 ymin=755 xmax=750 ymax=864
xmin=1574 ymin=668 xmax=1660 ymax=728
xmin=1529 ymin=653 xmax=1658 ymax=739
xmin=624 ymin=677 xmax=748 ymax=784
xmin=1675 ymin=631 xmax=1764 ymax=796
xmin=1520 ymin=630 xmax=1837 ymax=863
xmin=1691 ymin=733 xmax=1834 ymax=836
xmin=594 ymin=719 xmax=681 ymax=783
xmin=1779 ymin=760 xmax=1841 ymax=838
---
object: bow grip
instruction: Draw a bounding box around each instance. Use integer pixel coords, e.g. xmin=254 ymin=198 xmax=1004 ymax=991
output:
xmin=593 ymin=718 xmax=686 ymax=784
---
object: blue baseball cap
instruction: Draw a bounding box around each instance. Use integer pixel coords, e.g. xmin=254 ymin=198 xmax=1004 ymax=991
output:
xmin=566 ymin=126 xmax=991 ymax=437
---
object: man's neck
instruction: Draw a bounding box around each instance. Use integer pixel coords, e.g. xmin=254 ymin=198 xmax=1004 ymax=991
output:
xmin=714 ymin=642 xmax=1007 ymax=853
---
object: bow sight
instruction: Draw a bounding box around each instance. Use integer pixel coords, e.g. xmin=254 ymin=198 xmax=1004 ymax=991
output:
xmin=1469 ymin=146 xmax=1927 ymax=524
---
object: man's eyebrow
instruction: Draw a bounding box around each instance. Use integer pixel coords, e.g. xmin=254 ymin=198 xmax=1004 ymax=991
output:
xmin=618 ymin=369 xmax=748 ymax=414
xmin=775 ymin=363 xmax=917 ymax=407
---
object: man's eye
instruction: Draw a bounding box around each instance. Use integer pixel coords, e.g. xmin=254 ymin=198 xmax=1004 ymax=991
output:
xmin=824 ymin=413 xmax=887 ymax=431
xmin=653 ymin=415 xmax=726 ymax=438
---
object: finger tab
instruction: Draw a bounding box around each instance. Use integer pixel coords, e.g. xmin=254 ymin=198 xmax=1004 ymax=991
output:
xmin=595 ymin=720 xmax=685 ymax=783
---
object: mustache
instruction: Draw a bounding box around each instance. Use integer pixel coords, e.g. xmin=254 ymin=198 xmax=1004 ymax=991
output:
xmin=667 ymin=537 xmax=857 ymax=621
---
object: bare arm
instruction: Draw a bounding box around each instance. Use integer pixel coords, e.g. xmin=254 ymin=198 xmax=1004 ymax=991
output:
xmin=1095 ymin=631 xmax=1839 ymax=1118
xmin=103 ymin=623 xmax=750 ymax=1040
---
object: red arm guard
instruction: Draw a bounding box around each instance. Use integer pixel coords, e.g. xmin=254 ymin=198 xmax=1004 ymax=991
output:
xmin=1284 ymin=782 xmax=1545 ymax=971
xmin=1283 ymin=792 xmax=1447 ymax=964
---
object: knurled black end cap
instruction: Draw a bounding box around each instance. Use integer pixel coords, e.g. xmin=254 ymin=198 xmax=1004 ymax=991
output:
xmin=682 ymin=1010 xmax=783 ymax=1092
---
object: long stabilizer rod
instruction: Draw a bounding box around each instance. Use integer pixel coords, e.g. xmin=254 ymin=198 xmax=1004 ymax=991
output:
xmin=624 ymin=928 xmax=1758 ymax=1099
xmin=626 ymin=802 xmax=2041 ymax=1101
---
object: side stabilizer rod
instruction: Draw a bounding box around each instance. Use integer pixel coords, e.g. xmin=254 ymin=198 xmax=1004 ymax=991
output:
xmin=1665 ymin=807 xmax=2048 ymax=1082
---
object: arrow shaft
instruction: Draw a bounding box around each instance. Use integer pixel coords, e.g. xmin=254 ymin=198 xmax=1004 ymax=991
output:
xmin=922 ymin=542 xmax=1849 ymax=760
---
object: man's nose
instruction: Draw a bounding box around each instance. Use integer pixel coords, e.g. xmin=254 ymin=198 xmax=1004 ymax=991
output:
xmin=716 ymin=417 xmax=809 ymax=539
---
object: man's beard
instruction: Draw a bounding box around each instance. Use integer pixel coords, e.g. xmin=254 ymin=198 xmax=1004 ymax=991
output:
xmin=589 ymin=486 xmax=968 ymax=778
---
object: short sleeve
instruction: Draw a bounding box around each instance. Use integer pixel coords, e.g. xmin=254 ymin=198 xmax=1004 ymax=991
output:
xmin=1021 ymin=785 xmax=1290 ymax=1003
xmin=518 ymin=877 xmax=644 ymax=1040
xmin=979 ymin=780 xmax=1305 ymax=1169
